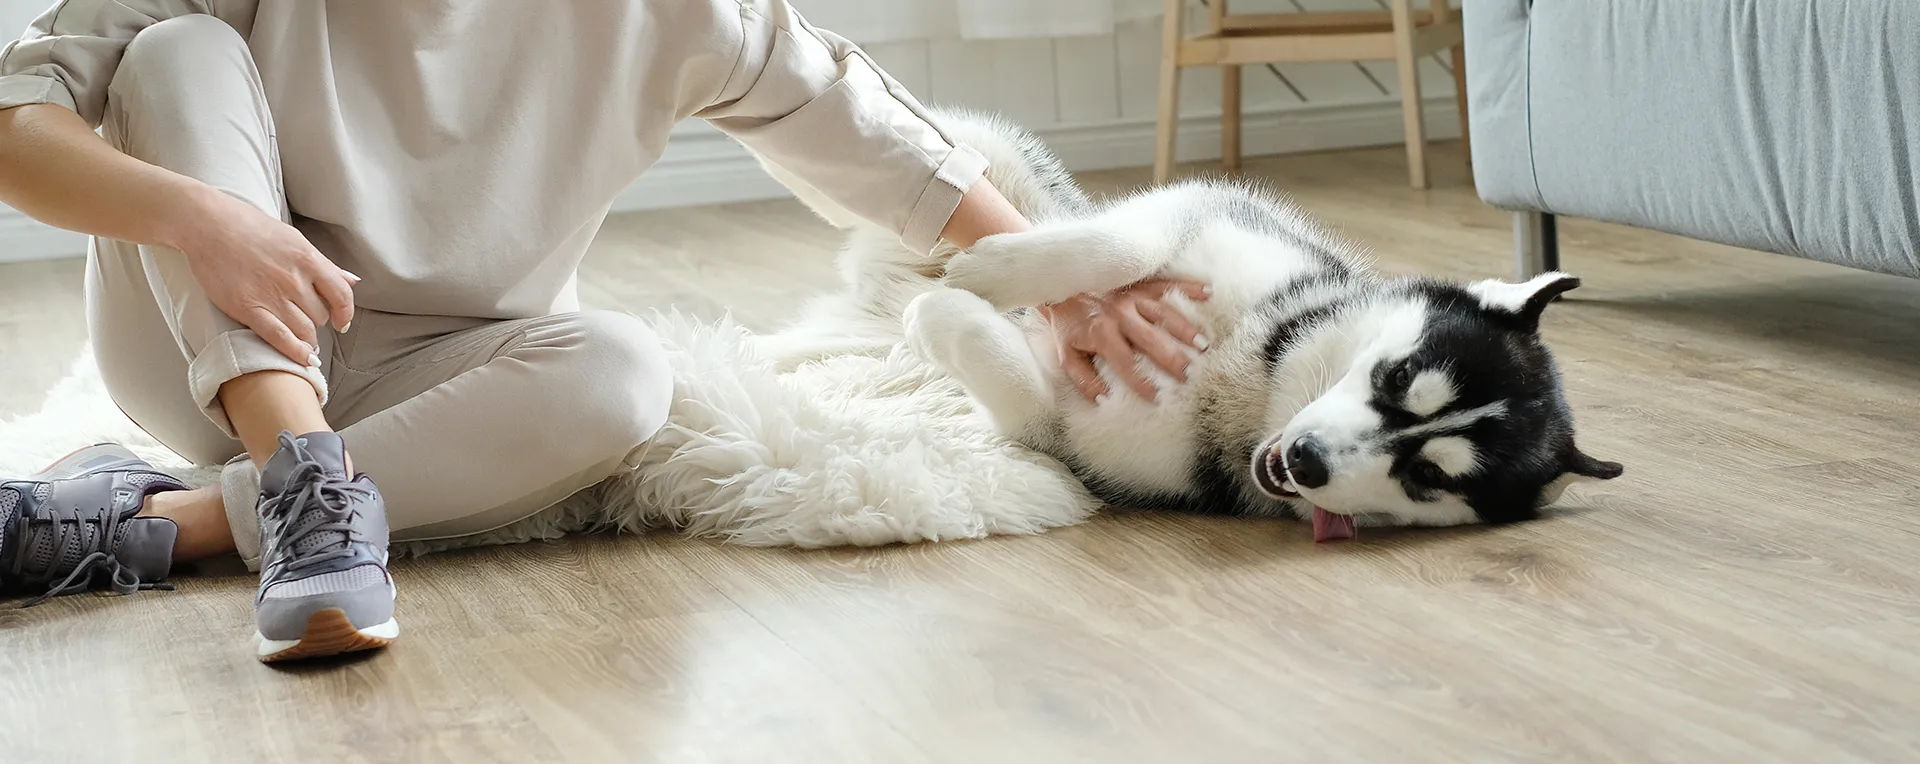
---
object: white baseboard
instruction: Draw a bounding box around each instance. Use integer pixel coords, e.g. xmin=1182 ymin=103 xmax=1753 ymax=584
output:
xmin=0 ymin=96 xmax=1460 ymax=264
xmin=1047 ymin=96 xmax=1461 ymax=173
xmin=0 ymin=212 xmax=88 ymax=265
xmin=613 ymin=95 xmax=1461 ymax=212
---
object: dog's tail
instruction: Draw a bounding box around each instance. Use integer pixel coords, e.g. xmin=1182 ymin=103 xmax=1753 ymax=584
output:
xmin=747 ymin=105 xmax=1092 ymax=237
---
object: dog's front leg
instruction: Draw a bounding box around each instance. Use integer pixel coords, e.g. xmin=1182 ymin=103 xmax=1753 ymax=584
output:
xmin=904 ymin=288 xmax=1056 ymax=442
xmin=941 ymin=183 xmax=1223 ymax=310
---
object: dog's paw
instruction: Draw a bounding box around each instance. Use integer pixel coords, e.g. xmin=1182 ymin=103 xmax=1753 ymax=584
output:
xmin=946 ymin=226 xmax=1126 ymax=308
xmin=947 ymin=224 xmax=1161 ymax=308
xmin=944 ymin=236 xmax=1039 ymax=308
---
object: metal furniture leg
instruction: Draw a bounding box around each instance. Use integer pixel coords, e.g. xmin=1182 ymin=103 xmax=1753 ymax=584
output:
xmin=1515 ymin=211 xmax=1559 ymax=279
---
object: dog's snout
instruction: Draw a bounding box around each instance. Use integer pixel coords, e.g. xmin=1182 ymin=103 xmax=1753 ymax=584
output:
xmin=1285 ymin=436 xmax=1331 ymax=489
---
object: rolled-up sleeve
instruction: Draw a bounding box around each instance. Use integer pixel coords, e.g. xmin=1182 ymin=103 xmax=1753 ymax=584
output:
xmin=3 ymin=1 xmax=138 ymax=124
xmin=695 ymin=0 xmax=989 ymax=255
xmin=0 ymin=0 xmax=236 ymax=125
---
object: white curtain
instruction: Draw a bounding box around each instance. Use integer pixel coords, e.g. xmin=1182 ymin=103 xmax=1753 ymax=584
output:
xmin=801 ymin=0 xmax=1171 ymax=44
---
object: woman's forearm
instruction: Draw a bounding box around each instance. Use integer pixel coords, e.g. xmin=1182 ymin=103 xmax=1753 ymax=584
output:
xmin=939 ymin=178 xmax=1032 ymax=249
xmin=0 ymin=104 xmax=221 ymax=252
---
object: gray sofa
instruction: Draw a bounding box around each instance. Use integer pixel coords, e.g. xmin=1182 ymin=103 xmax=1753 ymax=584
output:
xmin=1463 ymin=0 xmax=1920 ymax=280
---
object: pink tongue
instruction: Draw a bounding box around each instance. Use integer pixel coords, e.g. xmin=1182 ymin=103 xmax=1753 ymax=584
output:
xmin=1312 ymin=506 xmax=1355 ymax=542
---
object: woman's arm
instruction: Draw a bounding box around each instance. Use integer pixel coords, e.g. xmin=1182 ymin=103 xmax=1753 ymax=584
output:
xmin=0 ymin=1 xmax=348 ymax=364
xmin=938 ymin=178 xmax=1033 ymax=248
xmin=0 ymin=103 xmax=354 ymax=365
xmin=0 ymin=103 xmax=211 ymax=252
xmin=682 ymin=0 xmax=1210 ymax=401
xmin=692 ymin=0 xmax=986 ymax=257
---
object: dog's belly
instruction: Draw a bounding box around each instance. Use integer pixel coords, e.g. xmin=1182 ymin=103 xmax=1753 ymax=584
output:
xmin=1008 ymin=294 xmax=1224 ymax=499
xmin=1044 ymin=346 xmax=1206 ymax=497
xmin=1059 ymin=398 xmax=1199 ymax=495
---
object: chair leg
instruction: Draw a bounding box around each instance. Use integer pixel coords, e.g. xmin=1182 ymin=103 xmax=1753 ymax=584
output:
xmin=1222 ymin=65 xmax=1242 ymax=172
xmin=1450 ymin=33 xmax=1470 ymax=167
xmin=1389 ymin=0 xmax=1429 ymax=189
xmin=1154 ymin=0 xmax=1186 ymax=184
xmin=1515 ymin=211 xmax=1560 ymax=280
xmin=1211 ymin=0 xmax=1239 ymax=173
xmin=1433 ymin=0 xmax=1468 ymax=168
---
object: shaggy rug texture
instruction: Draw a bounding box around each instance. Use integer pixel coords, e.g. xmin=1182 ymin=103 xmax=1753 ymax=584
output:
xmin=0 ymin=309 xmax=1098 ymax=558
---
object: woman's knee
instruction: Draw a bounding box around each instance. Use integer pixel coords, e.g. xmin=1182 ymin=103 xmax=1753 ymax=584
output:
xmin=118 ymin=15 xmax=250 ymax=86
xmin=106 ymin=15 xmax=259 ymax=151
xmin=564 ymin=311 xmax=674 ymax=452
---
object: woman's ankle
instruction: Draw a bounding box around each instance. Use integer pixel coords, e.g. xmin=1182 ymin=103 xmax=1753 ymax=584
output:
xmin=217 ymin=370 xmax=333 ymax=466
xmin=140 ymin=486 xmax=238 ymax=562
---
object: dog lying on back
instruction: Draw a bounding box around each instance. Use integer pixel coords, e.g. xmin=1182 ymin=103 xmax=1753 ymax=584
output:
xmin=756 ymin=108 xmax=1621 ymax=535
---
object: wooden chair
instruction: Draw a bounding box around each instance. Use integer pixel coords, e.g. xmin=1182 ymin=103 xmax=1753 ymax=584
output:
xmin=1153 ymin=0 xmax=1470 ymax=188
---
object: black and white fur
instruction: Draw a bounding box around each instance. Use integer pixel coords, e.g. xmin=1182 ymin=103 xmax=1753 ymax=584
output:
xmin=756 ymin=108 xmax=1621 ymax=529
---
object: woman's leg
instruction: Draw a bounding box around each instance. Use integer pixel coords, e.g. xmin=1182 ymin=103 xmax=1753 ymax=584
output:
xmin=89 ymin=14 xmax=334 ymax=467
xmin=92 ymin=14 xmax=674 ymax=559
xmin=299 ymin=309 xmax=673 ymax=546
xmin=87 ymin=15 xmax=394 ymax=661
xmin=141 ymin=487 xmax=233 ymax=561
xmin=78 ymin=14 xmax=673 ymax=658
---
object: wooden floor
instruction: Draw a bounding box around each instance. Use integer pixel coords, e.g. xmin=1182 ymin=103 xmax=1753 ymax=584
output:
xmin=3 ymin=143 xmax=1919 ymax=763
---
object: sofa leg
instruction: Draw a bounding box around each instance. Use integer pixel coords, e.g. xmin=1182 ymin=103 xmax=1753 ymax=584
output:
xmin=1515 ymin=211 xmax=1559 ymax=279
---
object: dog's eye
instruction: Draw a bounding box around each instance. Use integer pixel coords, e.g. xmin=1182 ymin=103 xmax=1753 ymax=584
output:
xmin=1411 ymin=460 xmax=1447 ymax=486
xmin=1389 ymin=363 xmax=1413 ymax=392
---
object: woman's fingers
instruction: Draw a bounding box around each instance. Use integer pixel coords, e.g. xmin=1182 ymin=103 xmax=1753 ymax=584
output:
xmin=313 ymin=268 xmax=357 ymax=332
xmin=245 ymin=306 xmax=313 ymax=366
xmin=1133 ymin=296 xmax=1209 ymax=352
xmin=1059 ymin=345 xmax=1107 ymax=402
xmin=279 ymin=300 xmax=320 ymax=365
xmin=1127 ymin=277 xmax=1212 ymax=301
xmin=1121 ymin=283 xmax=1210 ymax=351
xmin=1096 ymin=324 xmax=1158 ymax=402
xmin=291 ymin=283 xmax=330 ymax=329
xmin=1117 ymin=307 xmax=1191 ymax=382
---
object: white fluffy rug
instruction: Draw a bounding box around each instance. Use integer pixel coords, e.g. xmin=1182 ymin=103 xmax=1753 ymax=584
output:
xmin=0 ymin=309 xmax=1098 ymax=558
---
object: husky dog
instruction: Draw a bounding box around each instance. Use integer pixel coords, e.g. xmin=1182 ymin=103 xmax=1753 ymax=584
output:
xmin=757 ymin=108 xmax=1621 ymax=534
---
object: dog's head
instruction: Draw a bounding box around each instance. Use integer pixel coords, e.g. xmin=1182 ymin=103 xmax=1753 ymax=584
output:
xmin=1251 ymin=272 xmax=1621 ymax=527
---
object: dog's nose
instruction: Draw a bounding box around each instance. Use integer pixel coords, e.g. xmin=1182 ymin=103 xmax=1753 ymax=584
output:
xmin=1285 ymin=436 xmax=1330 ymax=489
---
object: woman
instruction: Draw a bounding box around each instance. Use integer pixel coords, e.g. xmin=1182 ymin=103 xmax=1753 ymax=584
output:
xmin=0 ymin=0 xmax=1207 ymax=661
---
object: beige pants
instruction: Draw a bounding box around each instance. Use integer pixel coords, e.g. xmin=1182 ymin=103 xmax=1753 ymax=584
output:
xmin=86 ymin=17 xmax=673 ymax=568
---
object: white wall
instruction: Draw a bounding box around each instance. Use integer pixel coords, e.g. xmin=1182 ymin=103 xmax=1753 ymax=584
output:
xmin=0 ymin=0 xmax=1461 ymax=262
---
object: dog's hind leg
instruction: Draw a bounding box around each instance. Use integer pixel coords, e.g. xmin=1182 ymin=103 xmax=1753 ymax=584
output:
xmin=904 ymin=287 xmax=1056 ymax=441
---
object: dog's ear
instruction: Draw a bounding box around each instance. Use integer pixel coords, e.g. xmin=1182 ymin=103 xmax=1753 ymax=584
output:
xmin=1538 ymin=447 xmax=1623 ymax=506
xmin=1567 ymin=448 xmax=1623 ymax=480
xmin=1466 ymin=271 xmax=1582 ymax=332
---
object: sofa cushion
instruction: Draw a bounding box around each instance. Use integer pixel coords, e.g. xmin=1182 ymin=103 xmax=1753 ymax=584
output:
xmin=1467 ymin=0 xmax=1920 ymax=278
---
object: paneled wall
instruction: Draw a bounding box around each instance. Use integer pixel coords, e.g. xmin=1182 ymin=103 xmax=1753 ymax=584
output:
xmin=0 ymin=0 xmax=1463 ymax=262
xmin=863 ymin=0 xmax=1459 ymax=128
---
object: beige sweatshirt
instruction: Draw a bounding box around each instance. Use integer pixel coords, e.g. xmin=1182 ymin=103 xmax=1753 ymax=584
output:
xmin=0 ymin=0 xmax=988 ymax=319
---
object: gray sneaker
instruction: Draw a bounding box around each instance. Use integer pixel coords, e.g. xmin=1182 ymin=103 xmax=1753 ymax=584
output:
xmin=252 ymin=430 xmax=398 ymax=662
xmin=2 ymin=444 xmax=185 ymax=607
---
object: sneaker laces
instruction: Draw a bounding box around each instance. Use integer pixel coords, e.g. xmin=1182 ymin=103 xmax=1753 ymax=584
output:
xmin=7 ymin=488 xmax=172 ymax=608
xmin=260 ymin=434 xmax=376 ymax=576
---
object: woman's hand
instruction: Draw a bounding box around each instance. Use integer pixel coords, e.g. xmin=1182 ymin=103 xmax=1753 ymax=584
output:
xmin=0 ymin=105 xmax=353 ymax=367
xmin=179 ymin=189 xmax=359 ymax=367
xmin=1041 ymin=278 xmax=1212 ymax=403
